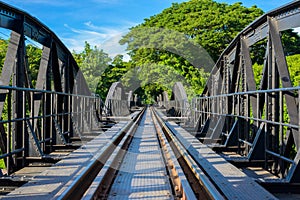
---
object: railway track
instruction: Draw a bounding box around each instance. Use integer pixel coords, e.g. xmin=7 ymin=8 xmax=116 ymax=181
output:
xmin=58 ymin=107 xmax=223 ymax=200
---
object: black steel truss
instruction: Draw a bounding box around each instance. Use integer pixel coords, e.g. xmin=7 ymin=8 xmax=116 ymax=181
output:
xmin=159 ymin=1 xmax=300 ymax=183
xmin=0 ymin=2 xmax=103 ymax=174
xmin=104 ymin=82 xmax=130 ymax=117
xmin=0 ymin=0 xmax=299 ymax=188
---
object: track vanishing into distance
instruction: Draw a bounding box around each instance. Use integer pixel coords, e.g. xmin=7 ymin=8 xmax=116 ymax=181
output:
xmin=0 ymin=1 xmax=299 ymax=199
xmin=58 ymin=107 xmax=223 ymax=200
xmin=3 ymin=106 xmax=276 ymax=199
xmin=0 ymin=106 xmax=279 ymax=200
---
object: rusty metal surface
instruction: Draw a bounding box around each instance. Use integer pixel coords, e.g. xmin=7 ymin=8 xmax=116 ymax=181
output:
xmin=164 ymin=118 xmax=277 ymax=200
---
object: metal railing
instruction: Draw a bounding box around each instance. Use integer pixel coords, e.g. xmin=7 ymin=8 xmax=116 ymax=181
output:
xmin=191 ymin=86 xmax=300 ymax=180
xmin=0 ymin=85 xmax=102 ymax=174
xmin=104 ymin=99 xmax=130 ymax=117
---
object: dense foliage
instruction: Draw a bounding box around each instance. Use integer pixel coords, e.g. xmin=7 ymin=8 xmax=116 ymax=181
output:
xmin=253 ymin=54 xmax=300 ymax=88
xmin=73 ymin=42 xmax=111 ymax=93
xmin=286 ymin=54 xmax=300 ymax=86
xmin=118 ymin=0 xmax=264 ymax=101
xmin=251 ymin=29 xmax=300 ymax=64
xmin=95 ymin=55 xmax=129 ymax=100
xmin=122 ymin=0 xmax=263 ymax=61
xmin=26 ymin=44 xmax=42 ymax=87
xmin=0 ymin=39 xmax=7 ymax=68
xmin=73 ymin=0 xmax=299 ymax=103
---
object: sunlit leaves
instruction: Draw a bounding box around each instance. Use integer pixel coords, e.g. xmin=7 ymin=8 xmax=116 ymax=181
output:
xmin=120 ymin=0 xmax=263 ymax=101
xmin=73 ymin=41 xmax=111 ymax=93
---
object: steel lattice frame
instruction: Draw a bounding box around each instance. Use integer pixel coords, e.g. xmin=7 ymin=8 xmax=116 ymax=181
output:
xmin=163 ymin=82 xmax=189 ymax=117
xmin=0 ymin=2 xmax=102 ymax=174
xmin=159 ymin=1 xmax=300 ymax=183
xmin=104 ymin=82 xmax=130 ymax=117
xmin=196 ymin=1 xmax=300 ymax=183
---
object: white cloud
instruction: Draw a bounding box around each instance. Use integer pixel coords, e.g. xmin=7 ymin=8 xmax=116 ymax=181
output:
xmin=83 ymin=21 xmax=121 ymax=35
xmin=64 ymin=24 xmax=105 ymax=37
xmin=101 ymin=33 xmax=130 ymax=61
xmin=62 ymin=21 xmax=136 ymax=61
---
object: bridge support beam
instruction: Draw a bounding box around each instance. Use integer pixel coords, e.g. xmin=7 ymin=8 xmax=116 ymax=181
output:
xmin=188 ymin=1 xmax=300 ymax=184
xmin=104 ymin=82 xmax=130 ymax=117
xmin=0 ymin=2 xmax=103 ymax=174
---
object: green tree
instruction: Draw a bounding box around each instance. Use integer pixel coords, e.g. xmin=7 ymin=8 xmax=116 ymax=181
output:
xmin=121 ymin=0 xmax=263 ymax=61
xmin=120 ymin=0 xmax=264 ymax=102
xmin=0 ymin=39 xmax=8 ymax=70
xmin=95 ymin=55 xmax=128 ymax=100
xmin=286 ymin=54 xmax=300 ymax=87
xmin=73 ymin=41 xmax=111 ymax=93
xmin=253 ymin=55 xmax=300 ymax=88
xmin=251 ymin=29 xmax=300 ymax=65
xmin=282 ymin=30 xmax=300 ymax=56
xmin=0 ymin=39 xmax=8 ymax=169
xmin=26 ymin=44 xmax=42 ymax=87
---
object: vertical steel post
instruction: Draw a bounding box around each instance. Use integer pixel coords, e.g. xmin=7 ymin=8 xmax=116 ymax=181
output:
xmin=7 ymin=90 xmax=12 ymax=174
xmin=12 ymin=28 xmax=26 ymax=169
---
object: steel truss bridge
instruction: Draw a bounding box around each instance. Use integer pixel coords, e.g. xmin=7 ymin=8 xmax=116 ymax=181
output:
xmin=0 ymin=1 xmax=299 ymax=199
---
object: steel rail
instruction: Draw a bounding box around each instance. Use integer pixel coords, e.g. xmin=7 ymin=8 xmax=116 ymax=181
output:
xmin=151 ymin=108 xmax=225 ymax=200
xmin=58 ymin=107 xmax=224 ymax=200
xmin=193 ymin=110 xmax=299 ymax=129
xmin=200 ymin=86 xmax=300 ymax=99
xmin=84 ymin=107 xmax=146 ymax=199
xmin=0 ymin=85 xmax=101 ymax=98
xmin=58 ymin=108 xmax=146 ymax=200
xmin=150 ymin=108 xmax=197 ymax=199
xmin=82 ymin=107 xmax=182 ymax=199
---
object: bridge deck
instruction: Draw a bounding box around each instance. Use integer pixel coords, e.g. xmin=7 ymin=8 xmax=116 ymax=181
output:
xmin=108 ymin=108 xmax=173 ymax=199
xmin=3 ymin=122 xmax=130 ymax=200
xmin=166 ymin=120 xmax=276 ymax=200
xmin=2 ymin=109 xmax=278 ymax=199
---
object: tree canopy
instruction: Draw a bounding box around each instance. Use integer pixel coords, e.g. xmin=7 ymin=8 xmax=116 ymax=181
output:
xmin=118 ymin=0 xmax=264 ymax=101
xmin=121 ymin=0 xmax=263 ymax=61
xmin=95 ymin=55 xmax=129 ymax=100
xmin=73 ymin=42 xmax=111 ymax=93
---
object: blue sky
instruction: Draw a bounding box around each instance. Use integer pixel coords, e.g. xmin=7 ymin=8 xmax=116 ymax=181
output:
xmin=2 ymin=0 xmax=294 ymax=59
